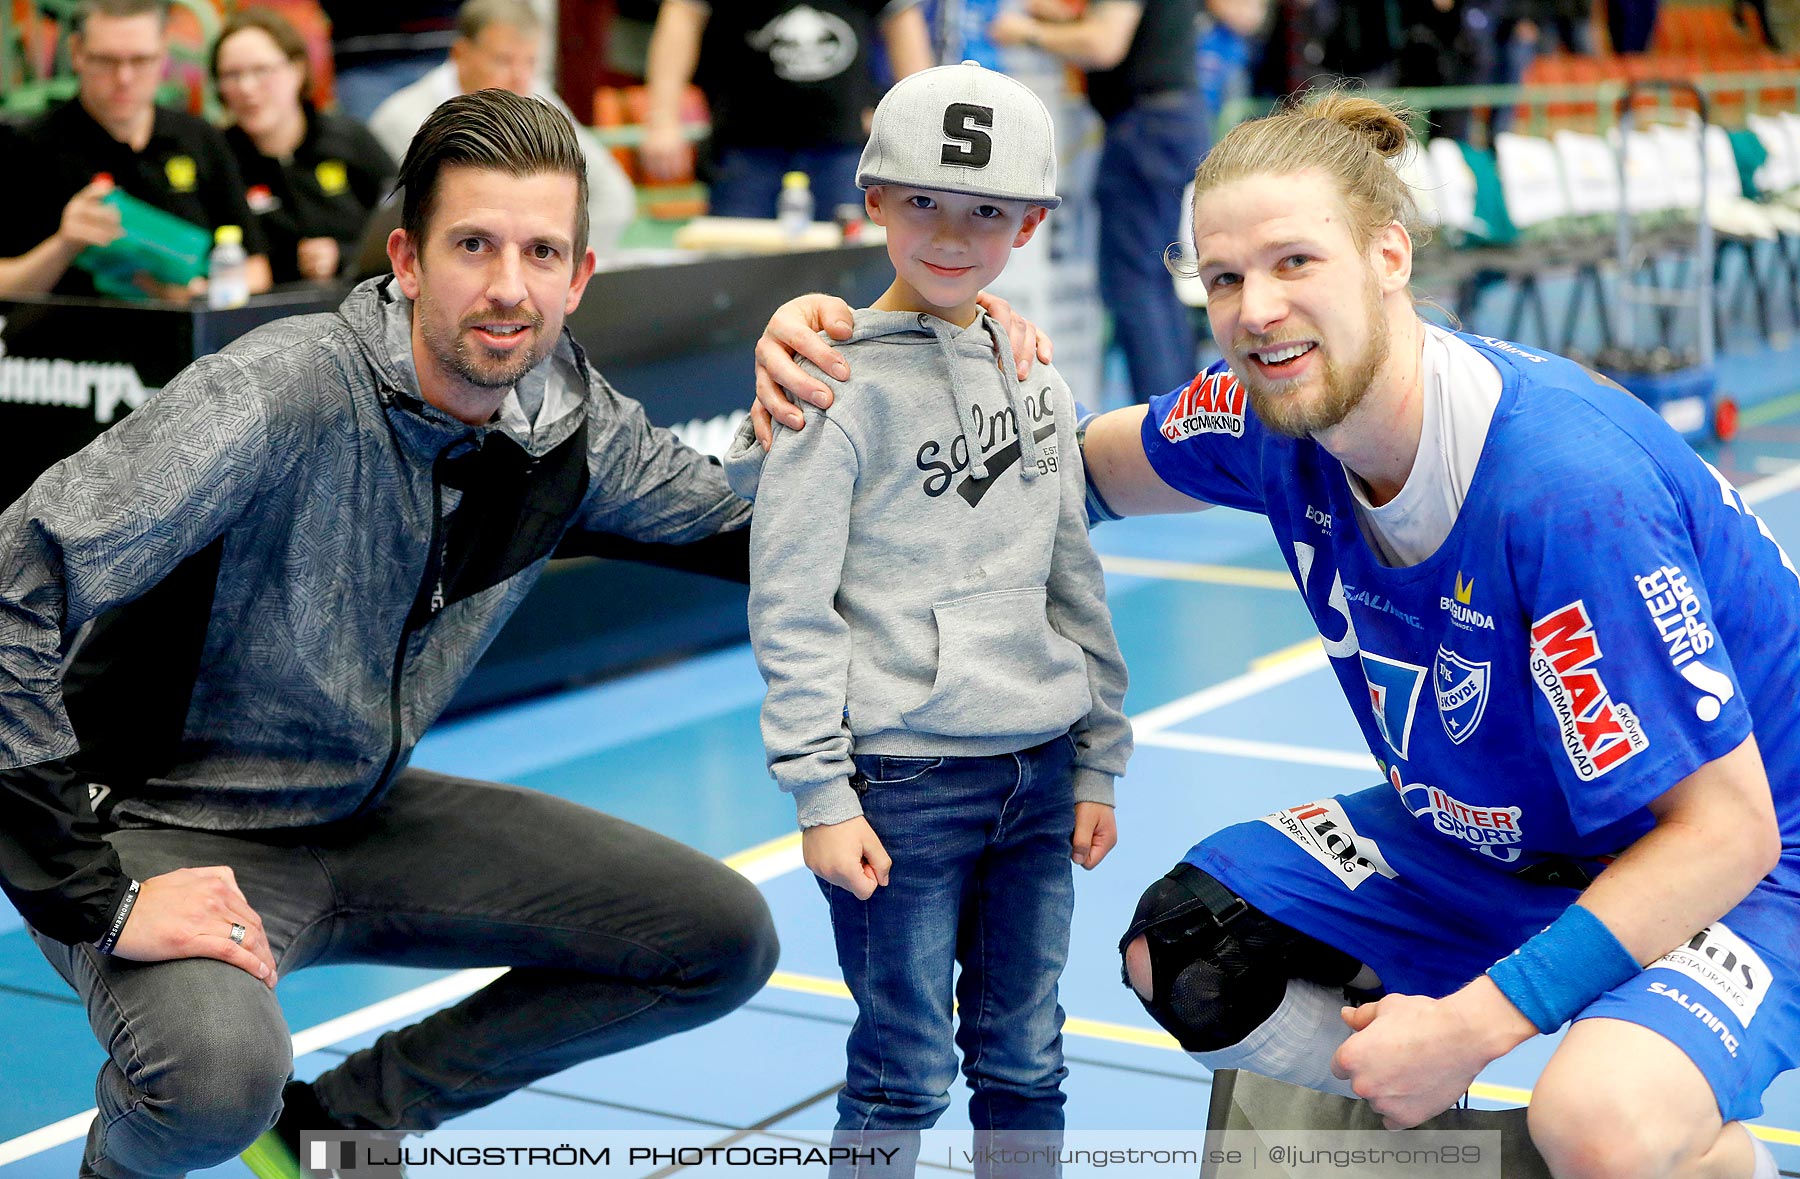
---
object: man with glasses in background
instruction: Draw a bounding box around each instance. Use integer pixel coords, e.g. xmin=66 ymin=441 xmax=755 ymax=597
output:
xmin=1 ymin=0 xmax=273 ymax=301
xmin=368 ymin=0 xmax=637 ymax=257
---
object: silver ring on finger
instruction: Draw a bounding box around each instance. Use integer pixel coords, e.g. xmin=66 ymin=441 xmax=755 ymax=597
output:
xmin=229 ymin=922 xmax=247 ymax=945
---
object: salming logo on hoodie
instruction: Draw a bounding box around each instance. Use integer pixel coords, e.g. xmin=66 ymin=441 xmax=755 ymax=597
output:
xmin=917 ymin=388 xmax=1059 ymax=503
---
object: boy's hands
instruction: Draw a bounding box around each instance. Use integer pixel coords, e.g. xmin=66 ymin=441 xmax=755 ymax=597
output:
xmin=803 ymin=816 xmax=893 ymax=900
xmin=1072 ymin=801 xmax=1117 ymax=869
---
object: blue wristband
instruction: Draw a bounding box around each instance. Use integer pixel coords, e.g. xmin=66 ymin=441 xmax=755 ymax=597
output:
xmin=1487 ymin=904 xmax=1641 ymax=1034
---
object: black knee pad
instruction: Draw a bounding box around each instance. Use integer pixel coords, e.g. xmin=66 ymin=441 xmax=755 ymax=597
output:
xmin=1117 ymin=864 xmax=1361 ymax=1053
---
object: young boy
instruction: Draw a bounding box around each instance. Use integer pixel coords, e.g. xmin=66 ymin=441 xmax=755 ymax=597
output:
xmin=725 ymin=62 xmax=1132 ymax=1174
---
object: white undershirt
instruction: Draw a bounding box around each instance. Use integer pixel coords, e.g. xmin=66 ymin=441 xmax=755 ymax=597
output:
xmin=1348 ymin=325 xmax=1503 ymax=568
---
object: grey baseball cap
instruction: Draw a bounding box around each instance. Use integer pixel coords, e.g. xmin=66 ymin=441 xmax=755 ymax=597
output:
xmin=857 ymin=61 xmax=1061 ymax=209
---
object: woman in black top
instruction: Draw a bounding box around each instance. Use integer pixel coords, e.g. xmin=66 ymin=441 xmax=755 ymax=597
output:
xmin=211 ymin=8 xmax=395 ymax=284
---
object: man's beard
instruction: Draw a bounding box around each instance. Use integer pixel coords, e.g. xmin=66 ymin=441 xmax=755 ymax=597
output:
xmin=420 ymin=293 xmax=550 ymax=391
xmin=1238 ymin=273 xmax=1390 ymax=440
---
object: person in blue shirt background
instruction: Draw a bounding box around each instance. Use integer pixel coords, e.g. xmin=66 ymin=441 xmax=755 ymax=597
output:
xmin=1194 ymin=0 xmax=1266 ymax=156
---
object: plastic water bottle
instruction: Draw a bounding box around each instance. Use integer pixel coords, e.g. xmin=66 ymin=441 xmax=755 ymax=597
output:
xmin=207 ymin=224 xmax=249 ymax=309
xmin=777 ymin=171 xmax=813 ymax=241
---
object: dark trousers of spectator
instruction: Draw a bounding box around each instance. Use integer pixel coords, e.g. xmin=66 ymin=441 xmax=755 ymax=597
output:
xmin=1095 ymin=97 xmax=1208 ymax=403
xmin=31 ymin=769 xmax=780 ymax=1179
xmin=706 ymin=145 xmax=865 ymax=221
xmin=1607 ymin=0 xmax=1659 ymax=52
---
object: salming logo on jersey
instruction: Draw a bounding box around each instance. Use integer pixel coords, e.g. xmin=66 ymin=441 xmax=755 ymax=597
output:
xmin=1159 ymin=370 xmax=1246 ymax=441
xmin=1529 ymin=601 xmax=1650 ymax=779
xmin=1473 ymin=336 xmax=1549 ymax=363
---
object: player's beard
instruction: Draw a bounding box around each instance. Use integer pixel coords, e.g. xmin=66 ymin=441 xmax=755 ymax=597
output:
xmin=1240 ymin=269 xmax=1390 ymax=440
xmin=418 ymin=291 xmax=550 ymax=392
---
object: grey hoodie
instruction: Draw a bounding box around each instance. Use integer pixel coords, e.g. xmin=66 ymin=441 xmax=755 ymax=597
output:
xmin=724 ymin=308 xmax=1131 ymax=827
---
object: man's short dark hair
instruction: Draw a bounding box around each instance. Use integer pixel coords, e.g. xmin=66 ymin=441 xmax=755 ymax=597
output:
xmin=74 ymin=0 xmax=169 ymax=32
xmin=397 ymin=88 xmax=591 ymax=261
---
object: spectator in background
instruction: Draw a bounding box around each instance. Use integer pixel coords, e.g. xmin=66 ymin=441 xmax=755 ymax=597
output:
xmin=0 ymin=0 xmax=272 ymax=302
xmin=640 ymin=0 xmax=933 ymax=219
xmin=1196 ymin=0 xmax=1269 ymax=155
xmin=1396 ymin=0 xmax=1478 ymax=141
xmin=318 ymin=1 xmax=461 ymax=122
xmin=1607 ymin=0 xmax=1657 ymax=52
xmin=990 ymin=0 xmax=1204 ymax=404
xmin=369 ymin=0 xmax=636 ymax=256
xmin=213 ymin=8 xmax=396 ymax=285
xmin=1489 ymin=0 xmax=1593 ymax=132
xmin=0 ymin=174 xmax=125 ymax=298
xmin=1317 ymin=0 xmax=1403 ymax=83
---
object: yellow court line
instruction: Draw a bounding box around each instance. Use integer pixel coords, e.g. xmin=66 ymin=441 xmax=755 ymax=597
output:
xmin=1249 ymin=637 xmax=1325 ymax=672
xmin=767 ymin=971 xmax=1174 ymax=1051
xmin=1751 ymin=1123 xmax=1800 ymax=1147
xmin=723 ymin=830 xmax=802 ymax=874
xmin=1468 ymin=1082 xmax=1534 ymax=1105
xmin=769 ymin=970 xmax=853 ymax=1000
xmin=761 ymin=972 xmax=1800 ymax=1144
xmin=1099 ymin=555 xmax=1295 ymax=591
xmin=1062 ymin=1015 xmax=1185 ymax=1051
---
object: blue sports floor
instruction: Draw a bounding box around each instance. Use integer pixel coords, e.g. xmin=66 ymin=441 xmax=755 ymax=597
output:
xmin=5 ymin=412 xmax=1800 ymax=1175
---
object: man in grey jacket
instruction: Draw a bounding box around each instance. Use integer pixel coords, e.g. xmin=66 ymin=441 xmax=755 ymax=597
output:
xmin=0 ymin=89 xmax=776 ymax=1179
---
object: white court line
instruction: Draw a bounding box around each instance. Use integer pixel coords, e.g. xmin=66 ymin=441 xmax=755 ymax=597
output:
xmin=1130 ymin=644 xmax=1329 ymax=737
xmin=1742 ymin=459 xmax=1800 ymax=505
xmin=1098 ymin=555 xmax=1295 ymax=590
xmin=12 ymin=458 xmax=1800 ymax=1165
xmin=1138 ymin=731 xmax=1377 ymax=772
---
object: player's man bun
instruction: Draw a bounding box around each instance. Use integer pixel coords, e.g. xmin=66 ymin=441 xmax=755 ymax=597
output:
xmin=1186 ymin=85 xmax=1426 ymax=254
xmin=1299 ymin=90 xmax=1413 ymax=160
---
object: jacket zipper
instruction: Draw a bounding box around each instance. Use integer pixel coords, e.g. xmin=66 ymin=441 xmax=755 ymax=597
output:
xmin=371 ymin=441 xmax=456 ymax=797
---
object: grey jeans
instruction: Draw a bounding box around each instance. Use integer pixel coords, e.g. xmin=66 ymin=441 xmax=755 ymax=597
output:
xmin=31 ymin=768 xmax=780 ymax=1179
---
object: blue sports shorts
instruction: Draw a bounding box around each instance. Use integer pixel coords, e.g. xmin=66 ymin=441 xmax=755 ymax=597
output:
xmin=1181 ymin=783 xmax=1800 ymax=1122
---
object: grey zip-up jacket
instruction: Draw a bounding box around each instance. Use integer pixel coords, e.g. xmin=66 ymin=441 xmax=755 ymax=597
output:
xmin=724 ymin=309 xmax=1131 ymax=827
xmin=0 ymin=276 xmax=749 ymax=942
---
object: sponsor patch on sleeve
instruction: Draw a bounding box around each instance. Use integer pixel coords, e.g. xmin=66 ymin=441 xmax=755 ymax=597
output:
xmin=1635 ymin=563 xmax=1735 ymax=722
xmin=1159 ymin=370 xmax=1246 ymax=441
xmin=1529 ymin=600 xmax=1649 ymax=780
xmin=1260 ymin=798 xmax=1398 ymax=890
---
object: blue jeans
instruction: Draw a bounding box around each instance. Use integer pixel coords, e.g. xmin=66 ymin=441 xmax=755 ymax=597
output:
xmin=707 ymin=145 xmax=865 ymax=220
xmin=32 ymin=770 xmax=779 ymax=1179
xmin=1094 ymin=100 xmax=1207 ymax=403
xmin=820 ymin=735 xmax=1077 ymax=1178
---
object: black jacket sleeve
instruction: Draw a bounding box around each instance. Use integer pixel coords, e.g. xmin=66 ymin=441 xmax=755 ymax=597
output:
xmin=555 ymin=525 xmax=751 ymax=584
xmin=0 ymin=759 xmax=130 ymax=945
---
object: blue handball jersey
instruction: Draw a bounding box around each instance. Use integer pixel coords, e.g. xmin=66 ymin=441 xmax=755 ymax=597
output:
xmin=1142 ymin=334 xmax=1800 ymax=870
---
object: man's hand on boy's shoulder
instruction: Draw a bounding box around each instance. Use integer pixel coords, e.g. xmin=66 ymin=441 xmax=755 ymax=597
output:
xmin=1071 ymin=801 xmax=1117 ymax=869
xmin=802 ymin=814 xmax=893 ymax=900
xmin=750 ymin=292 xmax=1054 ymax=449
